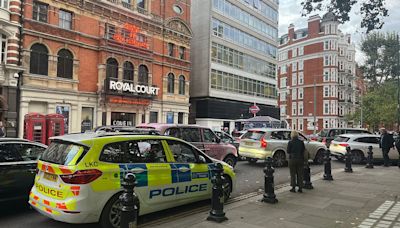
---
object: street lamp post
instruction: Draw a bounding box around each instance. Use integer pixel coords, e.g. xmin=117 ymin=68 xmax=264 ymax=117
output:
xmin=397 ymin=34 xmax=400 ymax=132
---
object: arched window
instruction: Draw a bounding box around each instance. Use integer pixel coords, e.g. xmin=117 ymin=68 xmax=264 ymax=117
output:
xmin=106 ymin=58 xmax=118 ymax=78
xmin=123 ymin=61 xmax=134 ymax=81
xmin=179 ymin=75 xmax=185 ymax=95
xmin=167 ymin=73 xmax=175 ymax=93
xmin=57 ymin=49 xmax=73 ymax=79
xmin=138 ymin=65 xmax=148 ymax=85
xmin=30 ymin=43 xmax=48 ymax=75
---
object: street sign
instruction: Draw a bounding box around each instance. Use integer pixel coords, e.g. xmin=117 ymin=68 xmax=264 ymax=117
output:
xmin=249 ymin=105 xmax=260 ymax=114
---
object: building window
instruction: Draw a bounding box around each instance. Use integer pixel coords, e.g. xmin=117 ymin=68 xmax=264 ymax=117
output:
xmin=323 ymin=101 xmax=329 ymax=115
xmin=298 ymin=72 xmax=304 ymax=85
xmin=299 ymin=60 xmax=303 ymax=71
xmin=137 ymin=0 xmax=145 ymax=9
xmin=138 ymin=65 xmax=148 ymax=85
xmin=292 ymin=48 xmax=297 ymax=58
xmin=324 ymin=69 xmax=329 ymax=82
xmin=179 ymin=46 xmax=185 ymax=60
xmin=299 ymin=46 xmax=304 ymax=55
xmin=168 ymin=43 xmax=174 ymax=57
xmin=179 ymin=75 xmax=185 ymax=95
xmin=323 ymin=86 xmax=329 ymax=97
xmin=123 ymin=61 xmax=134 ymax=81
xmin=280 ymin=77 xmax=287 ymax=88
xmin=150 ymin=111 xmax=158 ymax=123
xmin=292 ymin=88 xmax=297 ymax=100
xmin=292 ymin=102 xmax=297 ymax=116
xmin=166 ymin=112 xmax=174 ymax=124
xmin=324 ymin=55 xmax=329 ymax=66
xmin=33 ymin=1 xmax=48 ymax=23
xmin=57 ymin=49 xmax=73 ymax=79
xmin=178 ymin=112 xmax=184 ymax=124
xmin=298 ymin=102 xmax=303 ymax=115
xmin=30 ymin=43 xmax=48 ymax=75
xmin=298 ymin=88 xmax=303 ymax=99
xmin=0 ymin=0 xmax=8 ymax=9
xmin=292 ymin=73 xmax=297 ymax=86
xmin=106 ymin=58 xmax=118 ymax=78
xmin=0 ymin=34 xmax=6 ymax=63
xmin=292 ymin=62 xmax=297 ymax=71
xmin=299 ymin=121 xmax=303 ymax=131
xmin=281 ymin=65 xmax=287 ymax=74
xmin=324 ymin=40 xmax=329 ymax=50
xmin=167 ymin=73 xmax=174 ymax=93
xmin=59 ymin=10 xmax=72 ymax=30
xmin=280 ymin=105 xmax=286 ymax=116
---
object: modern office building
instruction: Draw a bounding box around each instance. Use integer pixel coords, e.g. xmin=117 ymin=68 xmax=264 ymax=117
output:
xmin=278 ymin=13 xmax=359 ymax=134
xmin=18 ymin=0 xmax=192 ymax=137
xmin=190 ymin=0 xmax=279 ymax=132
xmin=0 ymin=0 xmax=24 ymax=137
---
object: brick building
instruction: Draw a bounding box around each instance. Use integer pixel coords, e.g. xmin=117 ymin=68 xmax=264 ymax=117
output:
xmin=18 ymin=0 xmax=192 ymax=137
xmin=0 ymin=0 xmax=24 ymax=137
xmin=278 ymin=13 xmax=359 ymax=134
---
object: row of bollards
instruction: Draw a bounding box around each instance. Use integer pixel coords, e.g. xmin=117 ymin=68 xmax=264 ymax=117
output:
xmin=117 ymin=145 xmax=388 ymax=227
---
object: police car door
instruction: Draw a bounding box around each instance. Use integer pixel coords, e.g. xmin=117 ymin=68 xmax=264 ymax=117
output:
xmin=166 ymin=139 xmax=211 ymax=203
xmin=121 ymin=139 xmax=176 ymax=212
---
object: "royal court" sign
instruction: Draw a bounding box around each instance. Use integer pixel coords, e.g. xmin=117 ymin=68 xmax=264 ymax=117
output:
xmin=108 ymin=80 xmax=160 ymax=96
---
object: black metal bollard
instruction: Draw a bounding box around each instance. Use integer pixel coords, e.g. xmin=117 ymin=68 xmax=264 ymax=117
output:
xmin=119 ymin=173 xmax=138 ymax=228
xmin=323 ymin=149 xmax=333 ymax=181
xmin=344 ymin=146 xmax=353 ymax=173
xmin=262 ymin=157 xmax=278 ymax=204
xmin=365 ymin=146 xmax=374 ymax=169
xmin=207 ymin=163 xmax=228 ymax=223
xmin=303 ymin=162 xmax=314 ymax=189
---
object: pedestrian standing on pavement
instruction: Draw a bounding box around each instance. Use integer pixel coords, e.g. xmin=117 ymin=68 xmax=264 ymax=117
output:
xmin=287 ymin=130 xmax=305 ymax=193
xmin=379 ymin=128 xmax=394 ymax=167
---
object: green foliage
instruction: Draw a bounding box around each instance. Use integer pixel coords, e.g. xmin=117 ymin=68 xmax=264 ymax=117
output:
xmin=301 ymin=0 xmax=389 ymax=33
xmin=348 ymin=81 xmax=398 ymax=130
xmin=360 ymin=32 xmax=400 ymax=86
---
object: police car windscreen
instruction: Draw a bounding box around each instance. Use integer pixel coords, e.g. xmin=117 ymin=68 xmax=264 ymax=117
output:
xmin=40 ymin=141 xmax=85 ymax=165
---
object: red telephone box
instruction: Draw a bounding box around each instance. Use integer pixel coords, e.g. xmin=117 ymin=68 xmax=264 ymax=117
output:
xmin=46 ymin=114 xmax=65 ymax=145
xmin=24 ymin=113 xmax=46 ymax=144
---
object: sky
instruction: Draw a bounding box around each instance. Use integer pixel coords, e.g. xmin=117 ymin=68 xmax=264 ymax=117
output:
xmin=278 ymin=0 xmax=400 ymax=64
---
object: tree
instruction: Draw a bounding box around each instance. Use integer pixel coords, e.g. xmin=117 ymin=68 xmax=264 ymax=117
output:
xmin=301 ymin=0 xmax=389 ymax=33
xmin=347 ymin=80 xmax=397 ymax=130
xmin=360 ymin=32 xmax=400 ymax=86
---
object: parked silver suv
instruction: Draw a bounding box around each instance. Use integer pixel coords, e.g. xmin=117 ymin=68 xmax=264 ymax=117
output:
xmin=239 ymin=128 xmax=327 ymax=167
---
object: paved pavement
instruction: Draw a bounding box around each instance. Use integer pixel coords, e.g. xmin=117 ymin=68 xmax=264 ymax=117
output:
xmin=145 ymin=166 xmax=400 ymax=228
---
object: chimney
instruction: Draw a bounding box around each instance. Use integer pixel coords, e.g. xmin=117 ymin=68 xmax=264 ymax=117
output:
xmin=307 ymin=15 xmax=321 ymax=37
xmin=288 ymin=23 xmax=295 ymax=40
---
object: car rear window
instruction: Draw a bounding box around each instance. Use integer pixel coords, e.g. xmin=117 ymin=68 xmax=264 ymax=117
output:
xmin=333 ymin=136 xmax=349 ymax=142
xmin=40 ymin=141 xmax=86 ymax=165
xmin=242 ymin=131 xmax=265 ymax=140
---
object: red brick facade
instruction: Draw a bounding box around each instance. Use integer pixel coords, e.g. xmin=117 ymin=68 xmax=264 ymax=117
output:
xmin=19 ymin=0 xmax=192 ymax=136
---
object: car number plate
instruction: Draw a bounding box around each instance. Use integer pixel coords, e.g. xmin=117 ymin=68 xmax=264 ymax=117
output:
xmin=43 ymin=172 xmax=57 ymax=182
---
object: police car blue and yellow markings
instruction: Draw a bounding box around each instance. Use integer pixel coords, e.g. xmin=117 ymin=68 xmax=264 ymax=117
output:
xmin=118 ymin=163 xmax=212 ymax=200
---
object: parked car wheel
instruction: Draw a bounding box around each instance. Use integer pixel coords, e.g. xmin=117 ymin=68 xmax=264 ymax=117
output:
xmin=273 ymin=150 xmax=287 ymax=167
xmin=351 ymin=150 xmax=365 ymax=164
xmin=313 ymin=149 xmax=325 ymax=165
xmin=223 ymin=155 xmax=237 ymax=167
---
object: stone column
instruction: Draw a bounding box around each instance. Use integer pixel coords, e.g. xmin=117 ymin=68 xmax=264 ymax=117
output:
xmin=71 ymin=104 xmax=79 ymax=133
xmin=18 ymin=101 xmax=29 ymax=138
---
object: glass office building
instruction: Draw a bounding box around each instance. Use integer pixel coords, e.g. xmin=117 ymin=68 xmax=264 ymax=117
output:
xmin=190 ymin=0 xmax=279 ymax=131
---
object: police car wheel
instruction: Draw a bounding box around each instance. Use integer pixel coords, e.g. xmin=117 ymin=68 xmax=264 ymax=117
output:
xmin=100 ymin=194 xmax=121 ymax=228
xmin=222 ymin=175 xmax=232 ymax=203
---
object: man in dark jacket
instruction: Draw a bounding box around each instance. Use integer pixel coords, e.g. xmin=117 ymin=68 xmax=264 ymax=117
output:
xmin=287 ymin=131 xmax=305 ymax=193
xmin=380 ymin=128 xmax=394 ymax=167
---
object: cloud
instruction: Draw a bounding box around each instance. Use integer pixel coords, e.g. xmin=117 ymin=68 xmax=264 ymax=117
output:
xmin=278 ymin=0 xmax=400 ymax=64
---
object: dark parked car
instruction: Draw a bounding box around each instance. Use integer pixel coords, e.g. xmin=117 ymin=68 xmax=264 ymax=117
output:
xmin=0 ymin=138 xmax=47 ymax=202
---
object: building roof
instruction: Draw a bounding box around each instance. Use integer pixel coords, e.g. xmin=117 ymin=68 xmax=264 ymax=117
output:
xmin=322 ymin=11 xmax=338 ymax=22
